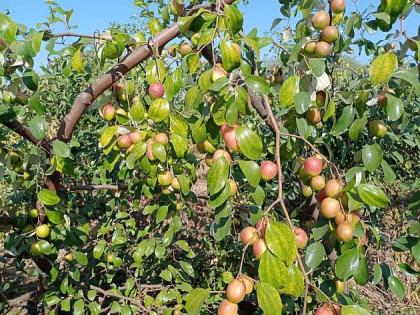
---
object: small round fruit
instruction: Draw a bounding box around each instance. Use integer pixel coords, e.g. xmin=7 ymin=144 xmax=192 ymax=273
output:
xmin=302 ymin=185 xmax=313 ymax=197
xmin=261 ymin=161 xmax=278 ymax=181
xmin=106 ymin=253 xmax=114 ymax=263
xmin=179 ymin=42 xmax=193 ymax=56
xmin=203 ymin=140 xmax=216 ymax=153
xmin=315 ymin=41 xmax=333 ymax=58
xmin=155 ymin=133 xmax=169 ymax=145
xmin=321 ymin=26 xmax=339 ymax=43
xmin=102 ymin=104 xmax=116 ymax=121
xmin=36 ymin=224 xmax=50 ymax=239
xmin=348 ymin=212 xmax=361 ymax=227
xmin=171 ymin=177 xmax=180 ymax=190
xmin=334 ymin=212 xmax=346 ymax=225
xmin=304 ymin=156 xmax=323 ymax=176
xmin=148 ymin=82 xmax=165 ymax=99
xmin=162 ymin=187 xmax=173 ymax=195
xmin=226 ymin=279 xmax=246 ymax=303
xmin=129 ymin=131 xmax=142 ymax=144
xmin=146 ymin=139 xmax=155 ymax=161
xmin=31 ymin=241 xmax=42 ymax=255
xmin=212 ymin=64 xmax=228 ymax=81
xmin=306 ymin=107 xmax=322 ymax=124
xmin=64 ymin=253 xmax=74 ymax=262
xmin=118 ymin=135 xmax=132 ymax=149
xmin=311 ymin=11 xmax=330 ymax=30
xmin=252 ymin=239 xmax=267 ymax=259
xmin=213 ymin=149 xmax=232 ymax=164
xmin=229 ymin=179 xmax=238 ymax=196
xmin=314 ymin=153 xmax=328 ymax=169
xmin=320 ymin=197 xmax=340 ymax=218
xmin=304 ymin=41 xmax=317 ymax=54
xmin=311 ymin=175 xmax=326 ymax=192
xmin=335 ymin=280 xmax=345 ymax=294
xmin=314 ymin=304 xmax=335 ymax=315
xmin=240 ymin=226 xmax=258 ymax=246
xmin=331 ymin=0 xmax=346 ymax=14
xmin=369 ymin=120 xmax=387 ymax=138
xmin=377 ymin=91 xmax=387 ymax=107
xmin=158 ymin=171 xmax=173 ymax=186
xmin=29 ymin=209 xmax=39 ymax=219
xmin=325 ymin=179 xmax=341 ymax=198
xmin=217 ymin=300 xmax=238 ymax=315
xmin=239 ymin=275 xmax=254 ymax=294
xmin=336 ymin=221 xmax=354 ymax=242
xmin=222 ymin=124 xmax=239 ymax=152
xmin=316 ymin=90 xmax=327 ymax=108
xmin=317 ymin=189 xmax=327 ymax=203
xmin=294 ymin=227 xmax=308 ymax=249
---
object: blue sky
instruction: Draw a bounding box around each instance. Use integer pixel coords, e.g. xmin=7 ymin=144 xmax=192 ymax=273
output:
xmin=1 ymin=0 xmax=418 ymax=67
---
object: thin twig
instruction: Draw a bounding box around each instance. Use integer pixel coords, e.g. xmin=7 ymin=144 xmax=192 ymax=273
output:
xmin=90 ymin=285 xmax=148 ymax=312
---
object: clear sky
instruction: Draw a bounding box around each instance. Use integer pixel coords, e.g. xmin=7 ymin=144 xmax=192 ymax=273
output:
xmin=1 ymin=0 xmax=418 ymax=67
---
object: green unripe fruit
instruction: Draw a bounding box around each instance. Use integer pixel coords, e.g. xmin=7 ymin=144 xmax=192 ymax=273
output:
xmin=31 ymin=241 xmax=42 ymax=255
xmin=36 ymin=224 xmax=50 ymax=239
xmin=29 ymin=209 xmax=39 ymax=219
xmin=369 ymin=120 xmax=387 ymax=138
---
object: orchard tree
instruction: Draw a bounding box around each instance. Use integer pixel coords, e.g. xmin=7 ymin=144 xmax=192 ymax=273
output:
xmin=0 ymin=0 xmax=419 ymax=314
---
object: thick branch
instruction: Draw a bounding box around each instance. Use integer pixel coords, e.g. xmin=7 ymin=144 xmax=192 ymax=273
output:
xmin=6 ymin=291 xmax=37 ymax=307
xmin=0 ymin=215 xmax=15 ymax=225
xmin=2 ymin=120 xmax=51 ymax=153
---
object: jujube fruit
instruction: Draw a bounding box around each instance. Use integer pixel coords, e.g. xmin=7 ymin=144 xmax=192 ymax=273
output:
xmin=226 ymin=279 xmax=246 ymax=303
xmin=315 ymin=41 xmax=333 ymax=58
xmin=102 ymin=104 xmax=116 ymax=121
xmin=229 ymin=179 xmax=238 ymax=196
xmin=301 ymin=185 xmax=313 ymax=197
xmin=316 ymin=90 xmax=327 ymax=108
xmin=212 ymin=64 xmax=228 ymax=81
xmin=320 ymin=197 xmax=340 ymax=218
xmin=148 ymin=82 xmax=165 ymax=99
xmin=129 ymin=131 xmax=142 ymax=144
xmin=321 ymin=26 xmax=339 ymax=43
xmin=239 ymin=275 xmax=254 ymax=294
xmin=240 ymin=226 xmax=258 ymax=246
xmin=179 ymin=42 xmax=192 ymax=56
xmin=306 ymin=107 xmax=321 ymax=124
xmin=304 ymin=41 xmax=317 ymax=54
xmin=294 ymin=227 xmax=308 ymax=249
xmin=31 ymin=241 xmax=42 ymax=255
xmin=118 ymin=135 xmax=132 ymax=149
xmin=304 ymin=156 xmax=323 ymax=176
xmin=158 ymin=171 xmax=173 ymax=186
xmin=222 ymin=124 xmax=239 ymax=152
xmin=331 ymin=0 xmax=346 ymax=14
xmin=261 ymin=161 xmax=278 ymax=181
xmin=314 ymin=304 xmax=335 ymax=315
xmin=155 ymin=133 xmax=169 ymax=145
xmin=335 ymin=280 xmax=345 ymax=294
xmin=217 ymin=300 xmax=238 ymax=315
xmin=369 ymin=120 xmax=387 ymax=138
xmin=310 ymin=175 xmax=326 ymax=192
xmin=213 ymin=149 xmax=232 ymax=165
xmin=36 ymin=224 xmax=50 ymax=238
xmin=336 ymin=221 xmax=354 ymax=242
xmin=29 ymin=208 xmax=39 ymax=219
xmin=171 ymin=177 xmax=180 ymax=190
xmin=311 ymin=11 xmax=330 ymax=30
xmin=324 ymin=179 xmax=341 ymax=197
xmin=377 ymin=91 xmax=387 ymax=107
xmin=252 ymin=239 xmax=267 ymax=259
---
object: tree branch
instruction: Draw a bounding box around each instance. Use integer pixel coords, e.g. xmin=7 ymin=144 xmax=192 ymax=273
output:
xmin=90 ymin=285 xmax=148 ymax=312
xmin=6 ymin=291 xmax=37 ymax=307
xmin=63 ymin=184 xmax=127 ymax=191
xmin=50 ymin=32 xmax=112 ymax=41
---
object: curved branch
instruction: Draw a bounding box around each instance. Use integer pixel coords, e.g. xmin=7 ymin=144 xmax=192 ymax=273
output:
xmin=2 ymin=120 xmax=51 ymax=153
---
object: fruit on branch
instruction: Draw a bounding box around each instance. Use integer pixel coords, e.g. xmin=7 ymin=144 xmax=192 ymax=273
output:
xmin=64 ymin=253 xmax=74 ymax=262
xmin=148 ymin=82 xmax=165 ymax=99
xmin=314 ymin=153 xmax=328 ymax=169
xmin=106 ymin=253 xmax=114 ymax=263
xmin=321 ymin=26 xmax=339 ymax=43
xmin=335 ymin=280 xmax=345 ymax=294
xmin=336 ymin=221 xmax=354 ymax=242
xmin=31 ymin=241 xmax=42 ymax=255
xmin=325 ymin=179 xmax=341 ymax=198
xmin=217 ymin=300 xmax=238 ymax=315
xmin=29 ymin=209 xmax=39 ymax=219
xmin=129 ymin=131 xmax=142 ymax=144
xmin=213 ymin=149 xmax=232 ymax=165
xmin=158 ymin=171 xmax=173 ymax=187
xmin=146 ymin=139 xmax=155 ymax=161
xmin=306 ymin=107 xmax=322 ymax=124
xmin=331 ymin=0 xmax=346 ymax=14
xmin=226 ymin=279 xmax=246 ymax=303
xmin=314 ymin=304 xmax=336 ymax=315
xmin=334 ymin=212 xmax=346 ymax=225
xmin=171 ymin=177 xmax=180 ymax=190
xmin=155 ymin=133 xmax=169 ymax=145
xmin=294 ymin=227 xmax=308 ymax=248
xmin=317 ymin=189 xmax=328 ymax=204
xmin=229 ymin=179 xmax=238 ymax=196
xmin=203 ymin=140 xmax=216 ymax=153
xmin=315 ymin=41 xmax=333 ymax=58
xmin=36 ymin=224 xmax=50 ymax=238
xmin=191 ymin=33 xmax=201 ymax=47
xmin=221 ymin=124 xmax=239 ymax=152
xmin=118 ymin=135 xmax=132 ymax=149
xmin=304 ymin=156 xmax=323 ymax=176
xmin=320 ymin=197 xmax=340 ymax=218
xmin=239 ymin=275 xmax=254 ymax=294
xmin=310 ymin=175 xmax=326 ymax=192
xmin=311 ymin=11 xmax=330 ymax=30
xmin=240 ymin=226 xmax=258 ymax=246
xmin=261 ymin=161 xmax=278 ymax=181
xmin=252 ymin=239 xmax=267 ymax=259
xmin=220 ymin=40 xmax=241 ymax=71
xmin=162 ymin=186 xmax=174 ymax=195
xmin=301 ymin=185 xmax=313 ymax=197
xmin=369 ymin=120 xmax=387 ymax=138
xmin=179 ymin=42 xmax=193 ymax=56
xmin=102 ymin=104 xmax=116 ymax=121
xmin=170 ymin=0 xmax=185 ymax=16
xmin=212 ymin=64 xmax=228 ymax=81
xmin=316 ymin=90 xmax=327 ymax=108
xmin=377 ymin=91 xmax=387 ymax=107
xmin=303 ymin=41 xmax=317 ymax=55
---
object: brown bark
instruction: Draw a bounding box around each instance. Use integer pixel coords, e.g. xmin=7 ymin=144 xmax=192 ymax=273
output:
xmin=2 ymin=120 xmax=51 ymax=153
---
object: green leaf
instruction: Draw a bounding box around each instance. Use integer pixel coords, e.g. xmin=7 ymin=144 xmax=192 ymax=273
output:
xmin=393 ymin=68 xmax=420 ymax=94
xmin=93 ymin=240 xmax=106 ymax=259
xmin=265 ymin=221 xmax=297 ymax=265
xmin=185 ymin=288 xmax=209 ymax=315
xmin=191 ymin=118 xmax=207 ymax=143
xmin=52 ymin=140 xmax=71 ymax=158
xmin=342 ymin=305 xmax=371 ymax=315
xmin=386 ymin=94 xmax=404 ymax=121
xmin=130 ymin=99 xmax=145 ymax=122
xmin=100 ymin=126 xmax=118 ymax=147
xmin=31 ymin=31 xmax=44 ymax=54
xmin=29 ymin=92 xmax=44 ymax=115
xmin=236 ymin=126 xmax=262 ymax=160
xmin=73 ymin=299 xmax=85 ymax=315
xmin=208 ymin=182 xmax=231 ymax=209
xmin=245 ymin=75 xmax=271 ymax=95
xmin=335 ymin=247 xmax=359 ymax=280
xmin=373 ymin=264 xmax=382 ymax=284
xmin=256 ymin=282 xmax=283 ymax=315
xmin=354 ymin=257 xmax=369 ymax=285
xmin=348 ymin=116 xmax=367 ymax=141
xmin=307 ymin=58 xmax=325 ymax=77
xmin=207 ymin=157 xmax=229 ymax=195
xmin=398 ymin=263 xmax=420 ymax=277
xmin=362 ymin=144 xmax=383 ymax=172
xmin=259 ymin=251 xmax=287 ymax=289
xmin=388 ymin=275 xmax=405 ymax=300
xmin=220 ymin=40 xmax=241 ymax=72
xmin=369 ymin=52 xmax=397 ymax=86
xmin=45 ymin=209 xmax=63 ymax=225
xmin=28 ymin=115 xmax=46 ymax=140
xmin=186 ymin=53 xmax=200 ymax=73
xmin=294 ymin=92 xmax=311 ymax=114
xmin=333 ymin=106 xmax=355 ymax=134
xmin=381 ymin=159 xmax=396 ymax=184
xmin=152 ymin=142 xmax=166 ymax=162
xmin=238 ymin=160 xmax=261 ymax=187
xmin=148 ymin=98 xmax=169 ymax=122
xmin=358 ymin=184 xmax=389 ymax=208
xmin=38 ymin=189 xmax=60 ymax=206
xmin=304 ymin=242 xmax=326 ymax=269
xmin=171 ymin=134 xmax=189 ymax=158
xmin=74 ymin=251 xmax=88 ymax=266
xmin=72 ymin=48 xmax=84 ymax=73
xmin=279 ymin=265 xmax=304 ymax=297
xmin=0 ymin=13 xmax=17 ymax=44
xmin=279 ymin=75 xmax=299 ymax=108
xmin=323 ymin=100 xmax=336 ymax=122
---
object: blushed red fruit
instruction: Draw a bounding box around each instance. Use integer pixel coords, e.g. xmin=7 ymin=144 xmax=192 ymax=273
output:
xmin=316 ymin=90 xmax=327 ymax=108
xmin=102 ymin=104 xmax=116 ymax=121
xmin=229 ymin=179 xmax=238 ymax=196
xmin=240 ymin=226 xmax=258 ymax=246
xmin=336 ymin=221 xmax=354 ymax=242
xmin=311 ymin=11 xmax=330 ymax=30
xmin=320 ymin=197 xmax=340 ymax=218
xmin=146 ymin=139 xmax=155 ymax=160
xmin=321 ymin=26 xmax=339 ymax=43
xmin=314 ymin=153 xmax=328 ymax=169
xmin=213 ymin=149 xmax=232 ymax=164
xmin=311 ymin=175 xmax=326 ymax=192
xmin=325 ymin=179 xmax=341 ymax=198
xmin=261 ymin=161 xmax=278 ymax=181
xmin=302 ymin=185 xmax=313 ymax=197
xmin=220 ymin=123 xmax=229 ymax=135
xmin=294 ymin=227 xmax=308 ymax=249
xmin=306 ymin=107 xmax=322 ymax=124
xmin=148 ymin=82 xmax=165 ymax=99
xmin=252 ymin=239 xmax=267 ymax=259
xmin=129 ymin=131 xmax=142 ymax=144
xmin=304 ymin=156 xmax=323 ymax=176
xmin=118 ymin=135 xmax=132 ymax=149
xmin=304 ymin=41 xmax=317 ymax=54
xmin=217 ymin=300 xmax=238 ymax=315
xmin=315 ymin=41 xmax=333 ymax=58
xmin=155 ymin=133 xmax=169 ymax=145
xmin=331 ymin=0 xmax=346 ymax=14
xmin=222 ymin=125 xmax=240 ymax=152
xmin=314 ymin=304 xmax=335 ymax=315
xmin=239 ymin=275 xmax=254 ymax=294
xmin=348 ymin=212 xmax=361 ymax=227
xmin=377 ymin=91 xmax=387 ymax=107
xmin=226 ymin=279 xmax=246 ymax=303
xmin=256 ymin=218 xmax=268 ymax=237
